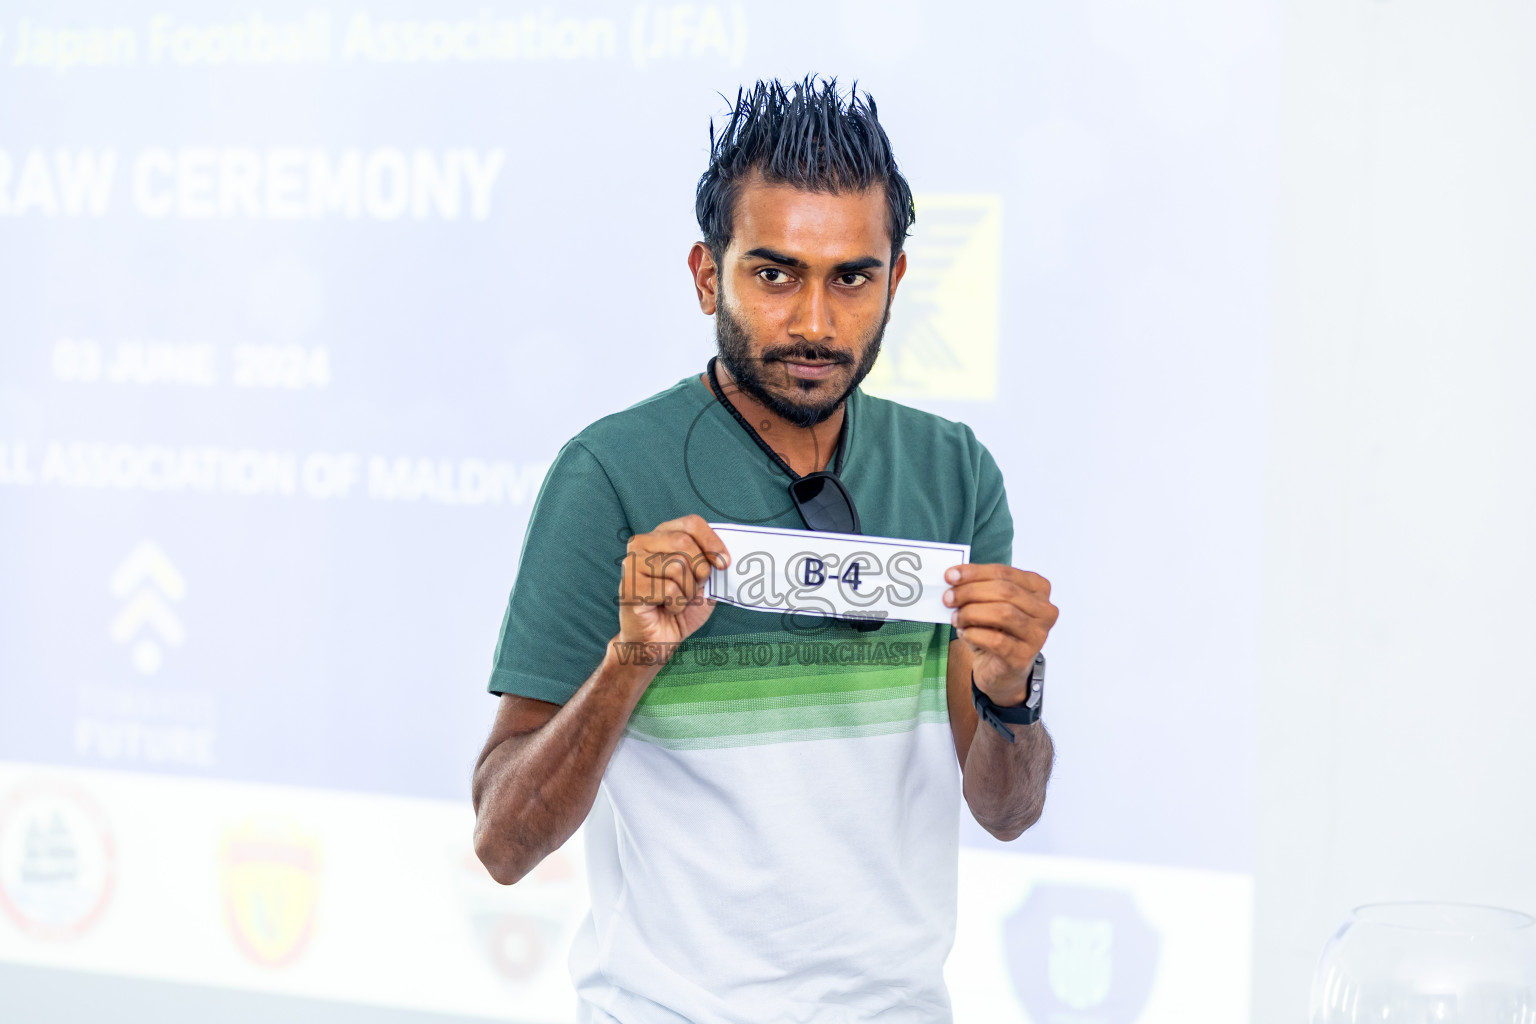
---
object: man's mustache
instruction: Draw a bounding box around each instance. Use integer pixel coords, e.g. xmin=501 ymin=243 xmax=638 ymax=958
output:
xmin=757 ymin=346 xmax=854 ymax=365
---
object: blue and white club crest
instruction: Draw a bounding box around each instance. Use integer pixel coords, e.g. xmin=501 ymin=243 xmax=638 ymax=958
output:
xmin=1003 ymin=883 xmax=1161 ymax=1023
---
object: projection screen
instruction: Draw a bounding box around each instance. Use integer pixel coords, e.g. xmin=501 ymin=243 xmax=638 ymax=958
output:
xmin=0 ymin=2 xmax=1276 ymax=1020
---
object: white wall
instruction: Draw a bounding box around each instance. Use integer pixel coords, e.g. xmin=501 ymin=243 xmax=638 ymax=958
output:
xmin=1255 ymin=0 xmax=1536 ymax=1018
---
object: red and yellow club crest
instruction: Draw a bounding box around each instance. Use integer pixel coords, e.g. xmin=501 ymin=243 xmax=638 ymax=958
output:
xmin=219 ymin=820 xmax=321 ymax=967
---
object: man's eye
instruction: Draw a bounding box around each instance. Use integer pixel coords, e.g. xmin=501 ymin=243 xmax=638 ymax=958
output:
xmin=759 ymin=268 xmax=790 ymax=284
xmin=838 ymin=273 xmax=869 ymax=287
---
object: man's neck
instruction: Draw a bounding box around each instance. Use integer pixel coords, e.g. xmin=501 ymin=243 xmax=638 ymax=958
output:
xmin=702 ymin=363 xmax=846 ymax=478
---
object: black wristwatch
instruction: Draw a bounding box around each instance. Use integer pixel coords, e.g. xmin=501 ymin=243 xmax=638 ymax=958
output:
xmin=971 ymin=653 xmax=1045 ymax=745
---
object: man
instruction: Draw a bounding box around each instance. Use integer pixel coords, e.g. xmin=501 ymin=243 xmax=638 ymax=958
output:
xmin=473 ymin=77 xmax=1057 ymax=1022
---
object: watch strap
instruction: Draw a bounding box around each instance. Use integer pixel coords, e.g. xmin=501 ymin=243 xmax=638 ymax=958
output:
xmin=970 ymin=654 xmax=1046 ymax=744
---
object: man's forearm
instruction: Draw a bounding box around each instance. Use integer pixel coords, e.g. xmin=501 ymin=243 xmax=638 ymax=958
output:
xmin=473 ymin=638 xmax=657 ymax=884
xmin=962 ymin=716 xmax=1054 ymax=842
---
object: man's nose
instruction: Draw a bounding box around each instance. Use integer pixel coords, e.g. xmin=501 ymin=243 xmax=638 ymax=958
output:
xmin=789 ymin=282 xmax=834 ymax=344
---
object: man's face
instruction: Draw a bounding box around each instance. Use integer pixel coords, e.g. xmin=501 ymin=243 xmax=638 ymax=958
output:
xmin=690 ymin=175 xmax=907 ymax=428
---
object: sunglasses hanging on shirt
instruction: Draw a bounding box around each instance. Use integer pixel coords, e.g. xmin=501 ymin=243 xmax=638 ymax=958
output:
xmin=706 ymin=357 xmax=882 ymax=632
xmin=707 ymin=356 xmax=862 ymax=534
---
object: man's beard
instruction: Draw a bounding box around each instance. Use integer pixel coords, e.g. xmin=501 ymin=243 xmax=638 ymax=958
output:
xmin=714 ymin=291 xmax=887 ymax=429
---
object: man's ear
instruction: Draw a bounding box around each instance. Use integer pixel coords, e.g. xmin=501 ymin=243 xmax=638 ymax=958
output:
xmin=884 ymin=250 xmax=908 ymax=323
xmin=688 ymin=242 xmax=719 ymax=315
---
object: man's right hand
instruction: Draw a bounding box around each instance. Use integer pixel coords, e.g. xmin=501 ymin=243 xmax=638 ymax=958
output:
xmin=473 ymin=514 xmax=731 ymax=885
xmin=618 ymin=514 xmax=730 ymax=649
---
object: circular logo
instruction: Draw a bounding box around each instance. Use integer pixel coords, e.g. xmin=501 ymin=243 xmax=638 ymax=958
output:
xmin=487 ymin=914 xmax=546 ymax=980
xmin=0 ymin=781 xmax=117 ymax=940
xmin=456 ymin=847 xmax=578 ymax=985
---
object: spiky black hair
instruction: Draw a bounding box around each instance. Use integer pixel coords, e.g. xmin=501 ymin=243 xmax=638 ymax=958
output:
xmin=695 ymin=75 xmax=916 ymax=261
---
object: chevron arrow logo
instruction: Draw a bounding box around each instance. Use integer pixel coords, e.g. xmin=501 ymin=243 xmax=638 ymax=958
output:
xmin=109 ymin=541 xmax=186 ymax=675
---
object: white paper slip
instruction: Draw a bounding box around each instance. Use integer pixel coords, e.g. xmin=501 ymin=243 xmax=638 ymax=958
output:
xmin=705 ymin=522 xmax=970 ymax=626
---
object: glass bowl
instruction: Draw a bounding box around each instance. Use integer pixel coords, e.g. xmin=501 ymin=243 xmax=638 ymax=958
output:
xmin=1312 ymin=902 xmax=1536 ymax=1023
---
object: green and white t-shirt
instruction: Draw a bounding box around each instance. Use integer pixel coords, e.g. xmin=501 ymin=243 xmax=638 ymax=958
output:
xmin=489 ymin=372 xmax=1012 ymax=1024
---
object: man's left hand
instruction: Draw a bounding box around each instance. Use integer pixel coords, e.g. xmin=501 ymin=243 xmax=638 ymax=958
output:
xmin=943 ymin=564 xmax=1058 ymax=707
